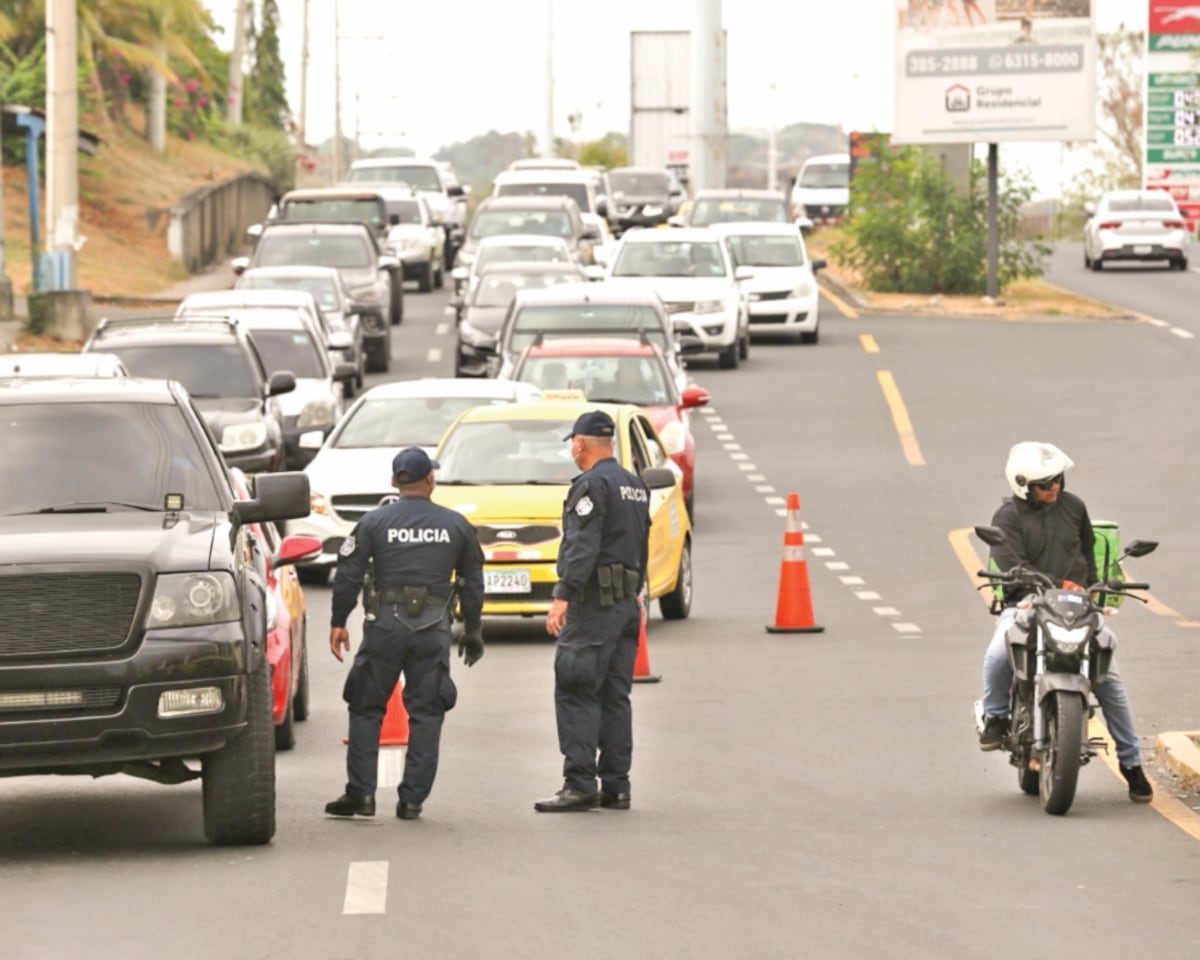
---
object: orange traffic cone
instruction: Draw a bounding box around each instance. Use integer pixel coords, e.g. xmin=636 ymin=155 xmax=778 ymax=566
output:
xmin=632 ymin=598 xmax=661 ymax=683
xmin=765 ymin=492 xmax=825 ymax=634
xmin=341 ymin=681 xmax=409 ymax=746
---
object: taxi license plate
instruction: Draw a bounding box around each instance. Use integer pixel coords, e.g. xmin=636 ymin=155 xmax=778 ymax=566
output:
xmin=1133 ymin=245 xmax=1152 ymax=254
xmin=485 ymin=569 xmax=531 ymax=594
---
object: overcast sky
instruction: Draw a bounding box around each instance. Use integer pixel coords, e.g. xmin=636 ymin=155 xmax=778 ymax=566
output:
xmin=208 ymin=0 xmax=1148 ymax=193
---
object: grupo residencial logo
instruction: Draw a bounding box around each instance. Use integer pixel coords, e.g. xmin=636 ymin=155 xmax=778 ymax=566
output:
xmin=945 ymin=84 xmax=970 ymax=112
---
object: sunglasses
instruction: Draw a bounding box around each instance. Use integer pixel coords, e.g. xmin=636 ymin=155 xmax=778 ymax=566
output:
xmin=1028 ymin=474 xmax=1063 ymax=491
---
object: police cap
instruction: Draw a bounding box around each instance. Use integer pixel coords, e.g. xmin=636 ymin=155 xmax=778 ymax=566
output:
xmin=392 ymin=447 xmax=439 ymax=482
xmin=564 ymin=410 xmax=616 ymax=440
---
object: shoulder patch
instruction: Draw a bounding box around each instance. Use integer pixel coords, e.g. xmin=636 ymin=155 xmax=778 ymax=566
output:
xmin=575 ymin=495 xmax=594 ymax=517
xmin=564 ymin=478 xmax=591 ymax=513
xmin=339 ymin=535 xmax=357 ymax=557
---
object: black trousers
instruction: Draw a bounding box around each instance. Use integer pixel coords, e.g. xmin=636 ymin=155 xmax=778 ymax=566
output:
xmin=553 ymin=596 xmax=640 ymax=794
xmin=343 ymin=607 xmax=457 ymax=805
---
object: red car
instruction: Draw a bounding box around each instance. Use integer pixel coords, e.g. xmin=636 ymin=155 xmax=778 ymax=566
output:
xmin=230 ymin=469 xmax=322 ymax=750
xmin=507 ymin=336 xmax=709 ymax=516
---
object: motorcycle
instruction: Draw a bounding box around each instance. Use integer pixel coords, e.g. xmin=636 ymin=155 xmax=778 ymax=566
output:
xmin=971 ymin=525 xmax=1158 ymax=815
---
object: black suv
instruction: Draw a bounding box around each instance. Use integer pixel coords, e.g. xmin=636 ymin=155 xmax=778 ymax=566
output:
xmin=0 ymin=377 xmax=311 ymax=844
xmin=83 ymin=316 xmax=296 ymax=474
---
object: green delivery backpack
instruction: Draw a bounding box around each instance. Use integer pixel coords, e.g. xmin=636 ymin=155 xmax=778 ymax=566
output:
xmin=988 ymin=519 xmax=1127 ymax=611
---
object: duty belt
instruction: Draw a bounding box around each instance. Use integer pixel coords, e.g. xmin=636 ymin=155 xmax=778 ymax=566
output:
xmin=588 ymin=563 xmax=641 ymax=608
xmin=378 ymin=585 xmax=450 ymax=617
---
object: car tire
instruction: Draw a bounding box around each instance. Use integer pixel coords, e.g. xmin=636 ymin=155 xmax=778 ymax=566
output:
xmin=1090 ymin=256 xmax=1103 ymax=272
xmin=365 ymin=339 xmax=388 ymax=373
xmin=418 ymin=262 xmax=434 ymax=293
xmin=274 ymin=675 xmax=296 ymax=752
xmin=1083 ymin=249 xmax=1092 ymax=269
xmin=1176 ymin=257 xmax=1189 ymax=271
xmin=801 ymin=326 xmax=819 ymax=345
xmin=434 ymin=256 xmax=445 ymax=290
xmin=202 ymin=661 xmax=275 ymax=845
xmin=738 ymin=329 xmax=749 ymax=361
xmin=659 ymin=537 xmax=692 ymax=621
xmin=293 ymin=627 xmax=310 ymax=722
xmin=718 ymin=341 xmax=739 ymax=370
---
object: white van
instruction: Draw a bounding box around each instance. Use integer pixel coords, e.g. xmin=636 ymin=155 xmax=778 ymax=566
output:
xmin=789 ymin=153 xmax=850 ymax=224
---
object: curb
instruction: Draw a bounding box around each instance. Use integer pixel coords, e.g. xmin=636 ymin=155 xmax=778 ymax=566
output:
xmin=1156 ymin=731 xmax=1200 ymax=791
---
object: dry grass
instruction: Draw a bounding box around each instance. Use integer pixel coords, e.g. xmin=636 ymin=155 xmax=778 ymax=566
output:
xmin=2 ymin=105 xmax=265 ymax=298
xmin=806 ymin=227 xmax=1126 ymax=320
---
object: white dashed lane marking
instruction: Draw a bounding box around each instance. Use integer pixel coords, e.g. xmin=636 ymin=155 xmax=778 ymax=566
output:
xmin=426 ymin=348 xmax=443 ymax=362
xmin=1170 ymin=327 xmax=1195 ymax=339
xmin=343 ymin=861 xmax=389 ymax=915
xmin=693 ymin=382 xmax=923 ymax=637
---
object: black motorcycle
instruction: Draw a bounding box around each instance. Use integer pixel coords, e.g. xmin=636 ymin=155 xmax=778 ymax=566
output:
xmin=972 ymin=525 xmax=1158 ymax=815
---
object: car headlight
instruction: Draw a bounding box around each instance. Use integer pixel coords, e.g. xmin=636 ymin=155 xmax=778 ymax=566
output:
xmin=221 ymin=421 xmax=268 ymax=454
xmin=297 ymin=397 xmax=336 ymax=430
xmin=1045 ymin=621 xmax=1090 ymax=654
xmin=310 ymin=491 xmax=332 ymax=516
xmin=657 ymin=420 xmax=686 ymax=456
xmin=789 ymin=281 xmax=815 ymax=298
xmin=147 ymin=572 xmax=240 ymax=628
xmin=642 ymin=204 xmax=663 ymax=217
xmin=694 ymin=299 xmax=725 ymax=314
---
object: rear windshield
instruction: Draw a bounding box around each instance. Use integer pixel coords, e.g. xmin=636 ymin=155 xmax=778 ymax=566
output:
xmin=508 ymin=303 xmax=667 ymax=354
xmin=334 ymin=396 xmax=512 ymax=448
xmin=472 ymin=271 xmax=582 ymax=308
xmin=725 ymin=233 xmax=805 ymax=267
xmin=280 ymin=198 xmax=385 ymax=231
xmin=516 ymin=354 xmax=672 ymax=406
xmin=0 ymin=401 xmax=221 ymax=515
xmin=476 ymin=244 xmax=570 ymax=271
xmin=1108 ymin=195 xmax=1177 ymax=213
xmin=247 ymin=329 xmax=326 ymax=379
xmin=101 ymin=343 xmax=258 ymax=398
xmin=346 ymin=164 xmax=442 ymax=191
xmin=256 ymin=234 xmax=373 ymax=270
xmin=471 ymin=209 xmax=573 ymax=241
xmin=496 ymin=182 xmax=591 ymax=213
xmin=238 ymin=274 xmax=341 ymax=311
xmin=611 ymin=239 xmax=727 ymax=278
xmin=609 ymin=171 xmax=669 ymax=195
xmin=690 ymin=197 xmax=789 ymax=226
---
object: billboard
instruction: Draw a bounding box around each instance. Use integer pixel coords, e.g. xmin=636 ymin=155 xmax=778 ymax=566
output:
xmin=893 ymin=0 xmax=1097 ymax=144
xmin=1144 ymin=0 xmax=1200 ymax=229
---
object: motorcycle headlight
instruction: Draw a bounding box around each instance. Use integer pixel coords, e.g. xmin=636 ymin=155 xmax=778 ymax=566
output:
xmin=657 ymin=420 xmax=686 ymax=456
xmin=221 ymin=421 xmax=268 ymax=454
xmin=297 ymin=397 xmax=336 ymax=430
xmin=147 ymin=572 xmax=240 ymax=628
xmin=694 ymin=299 xmax=725 ymax=314
xmin=1045 ymin=621 xmax=1090 ymax=654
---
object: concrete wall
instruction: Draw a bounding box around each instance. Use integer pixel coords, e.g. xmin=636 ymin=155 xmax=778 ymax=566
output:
xmin=167 ymin=172 xmax=277 ymax=273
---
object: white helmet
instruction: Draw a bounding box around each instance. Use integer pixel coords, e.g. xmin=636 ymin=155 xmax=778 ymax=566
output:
xmin=1005 ymin=441 xmax=1074 ymax=500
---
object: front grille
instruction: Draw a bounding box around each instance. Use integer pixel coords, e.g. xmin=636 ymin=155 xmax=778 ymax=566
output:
xmin=664 ymin=302 xmax=694 ymax=315
xmin=0 ymin=573 xmax=142 ymax=657
xmin=752 ymin=314 xmax=790 ymax=325
xmin=332 ymin=493 xmax=393 ymax=523
xmin=476 ymin=524 xmax=560 ymax=546
xmin=0 ymin=686 xmax=122 ymax=714
xmin=752 ymin=290 xmax=791 ymax=302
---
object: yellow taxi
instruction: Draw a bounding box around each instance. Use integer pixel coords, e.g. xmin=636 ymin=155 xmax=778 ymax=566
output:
xmin=432 ymin=394 xmax=693 ymax=620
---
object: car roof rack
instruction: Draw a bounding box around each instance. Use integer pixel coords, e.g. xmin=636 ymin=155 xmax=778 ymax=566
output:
xmin=93 ymin=315 xmax=239 ymax=336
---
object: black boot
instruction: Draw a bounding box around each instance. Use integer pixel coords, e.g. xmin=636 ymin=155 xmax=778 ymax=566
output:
xmin=1120 ymin=764 xmax=1153 ymax=803
xmin=324 ymin=792 xmax=375 ymax=817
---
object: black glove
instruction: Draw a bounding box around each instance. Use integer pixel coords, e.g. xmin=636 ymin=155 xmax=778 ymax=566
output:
xmin=458 ymin=629 xmax=484 ymax=667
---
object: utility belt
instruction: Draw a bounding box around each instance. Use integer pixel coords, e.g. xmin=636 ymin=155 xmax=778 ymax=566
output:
xmin=587 ymin=563 xmax=641 ymax=609
xmin=378 ymin=585 xmax=451 ymax=617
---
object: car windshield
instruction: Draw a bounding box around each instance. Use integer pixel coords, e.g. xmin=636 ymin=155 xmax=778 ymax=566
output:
xmin=516 ymin=354 xmax=672 ymax=406
xmin=256 ymin=234 xmax=373 ymax=269
xmin=438 ymin=418 xmax=604 ymax=485
xmin=611 ymin=240 xmax=727 ymax=278
xmin=799 ymin=164 xmax=850 ymax=189
xmin=471 ymin=210 xmax=573 ymax=240
xmin=609 ymin=171 xmax=669 ymax=195
xmin=498 ymin=182 xmax=590 ymax=212
xmin=473 ymin=271 xmax=581 ymax=308
xmin=347 ymin=164 xmax=442 ymax=191
xmin=477 ymin=244 xmax=570 ymax=271
xmin=238 ymin=275 xmax=341 ymax=311
xmin=386 ymin=199 xmax=423 ymax=224
xmin=100 ymin=343 xmax=258 ymax=397
xmin=280 ymin=198 xmax=384 ymax=231
xmin=1108 ymin=195 xmax=1177 ymax=213
xmin=247 ymin=329 xmax=326 ymax=379
xmin=0 ymin=401 xmax=221 ymax=516
xmin=725 ymin=233 xmax=805 ymax=267
xmin=335 ymin=396 xmax=512 ymax=448
xmin=690 ymin=198 xmax=789 ymax=226
xmin=509 ymin=304 xmax=669 ymax=355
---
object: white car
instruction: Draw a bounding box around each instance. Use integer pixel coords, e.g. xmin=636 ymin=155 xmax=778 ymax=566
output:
xmin=0 ymin=352 xmax=128 ymax=378
xmin=288 ymin=378 xmax=542 ymax=578
xmin=710 ymin=221 xmax=825 ymax=344
xmin=1083 ymin=190 xmax=1190 ymax=271
xmin=605 ymin=227 xmax=752 ymax=369
xmin=450 ymin=233 xmax=575 ymax=298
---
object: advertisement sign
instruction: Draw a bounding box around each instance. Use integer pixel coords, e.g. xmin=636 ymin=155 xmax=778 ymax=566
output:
xmin=1144 ymin=1 xmax=1200 ymax=229
xmin=893 ymin=0 xmax=1097 ymax=144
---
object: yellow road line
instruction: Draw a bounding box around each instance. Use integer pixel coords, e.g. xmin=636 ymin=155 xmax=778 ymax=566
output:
xmin=876 ymin=370 xmax=925 ymax=465
xmin=949 ymin=527 xmax=1200 ymax=840
xmin=821 ymin=285 xmax=859 ymax=319
xmin=860 ymin=334 xmax=879 ymax=354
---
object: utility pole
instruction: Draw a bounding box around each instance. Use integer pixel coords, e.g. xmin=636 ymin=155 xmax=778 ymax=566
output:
xmin=690 ymin=0 xmax=727 ymax=191
xmin=767 ymin=81 xmax=777 ymax=192
xmin=226 ymin=0 xmax=249 ymax=126
xmin=543 ymin=0 xmax=555 ymax=158
xmin=46 ymin=0 xmax=79 ymax=289
xmin=332 ymin=0 xmax=343 ymax=183
xmin=298 ymin=0 xmax=309 ymax=146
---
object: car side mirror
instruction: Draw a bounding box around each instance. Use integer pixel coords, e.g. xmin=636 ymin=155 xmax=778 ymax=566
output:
xmin=584 ymin=264 xmax=606 ymax=281
xmin=448 ymin=184 xmax=466 ymax=197
xmin=641 ymin=467 xmax=677 ymax=490
xmin=734 ymin=265 xmax=755 ymax=282
xmin=795 ymin=216 xmax=815 ymax=233
xmin=328 ymin=330 xmax=354 ymax=351
xmin=231 ymin=256 xmax=250 ymax=276
xmin=666 ymin=215 xmax=685 ymax=228
xmin=582 ymin=225 xmax=602 ymax=241
xmin=451 ymin=266 xmax=469 ymax=282
xmin=379 ymin=255 xmax=401 ymax=271
xmin=333 ymin=361 xmax=357 ymax=383
xmin=677 ymin=335 xmax=706 ymax=356
xmin=1083 ymin=201 xmax=1097 ymax=216
xmin=236 ymin=472 xmax=311 ymax=524
xmin=266 ymin=370 xmax=296 ymax=398
xmin=671 ymin=318 xmax=692 ymax=335
xmin=811 ymin=258 xmax=827 ymax=273
xmin=680 ymin=385 xmax=710 ymax=408
xmin=246 ymin=223 xmax=263 ymax=241
xmin=272 ymin=534 xmax=323 ymax=569
xmin=596 ymin=198 xmax=609 ymax=217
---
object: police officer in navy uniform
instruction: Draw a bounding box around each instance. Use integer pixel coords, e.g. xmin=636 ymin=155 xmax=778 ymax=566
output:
xmin=324 ymin=447 xmax=485 ymax=820
xmin=536 ymin=410 xmax=651 ymax=812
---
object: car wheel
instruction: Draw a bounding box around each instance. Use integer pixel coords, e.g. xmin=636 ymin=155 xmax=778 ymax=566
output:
xmin=738 ymin=329 xmax=749 ymax=360
xmin=801 ymin=326 xmax=819 ymax=345
xmin=659 ymin=537 xmax=692 ymax=621
xmin=434 ymin=257 xmax=445 ymax=290
xmin=718 ymin=341 xmax=739 ymax=370
xmin=1090 ymin=256 xmax=1103 ymax=272
xmin=274 ymin=676 xmax=296 ymax=752
xmin=418 ymin=262 xmax=433 ymax=293
xmin=202 ymin=661 xmax=275 ymax=845
xmin=1176 ymin=257 xmax=1189 ymax=271
xmin=365 ymin=339 xmax=387 ymax=373
xmin=1083 ymin=249 xmax=1092 ymax=268
xmin=293 ymin=626 xmax=310 ymax=722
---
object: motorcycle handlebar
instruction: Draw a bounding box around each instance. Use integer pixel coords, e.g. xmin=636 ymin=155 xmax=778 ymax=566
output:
xmin=1116 ymin=581 xmax=1149 ymax=592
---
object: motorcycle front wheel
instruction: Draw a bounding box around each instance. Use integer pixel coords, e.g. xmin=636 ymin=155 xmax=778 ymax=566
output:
xmin=1039 ymin=691 xmax=1084 ymax=815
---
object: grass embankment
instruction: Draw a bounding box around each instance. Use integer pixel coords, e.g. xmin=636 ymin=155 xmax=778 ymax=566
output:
xmin=807 ymin=227 xmax=1127 ymax=320
xmin=2 ymin=106 xmax=265 ymax=299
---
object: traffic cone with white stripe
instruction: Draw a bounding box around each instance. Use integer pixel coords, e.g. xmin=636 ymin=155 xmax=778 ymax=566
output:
xmin=632 ymin=596 xmax=661 ymax=683
xmin=765 ymin=492 xmax=825 ymax=634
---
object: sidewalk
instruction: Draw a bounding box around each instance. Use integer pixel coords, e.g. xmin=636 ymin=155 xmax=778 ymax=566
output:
xmin=0 ymin=260 xmax=238 ymax=353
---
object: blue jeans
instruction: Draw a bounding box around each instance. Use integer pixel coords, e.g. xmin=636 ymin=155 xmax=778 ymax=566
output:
xmin=982 ymin=607 xmax=1143 ymax=767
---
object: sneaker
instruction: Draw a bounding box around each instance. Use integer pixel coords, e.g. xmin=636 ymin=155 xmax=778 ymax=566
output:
xmin=978 ymin=714 xmax=1009 ymax=751
xmin=1120 ymin=764 xmax=1154 ymax=803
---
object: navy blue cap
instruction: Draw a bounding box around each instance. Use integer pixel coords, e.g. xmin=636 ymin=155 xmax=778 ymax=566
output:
xmin=392 ymin=447 xmax=439 ymax=482
xmin=564 ymin=410 xmax=616 ymax=440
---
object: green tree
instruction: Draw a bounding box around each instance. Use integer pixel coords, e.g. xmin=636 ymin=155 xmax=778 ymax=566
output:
xmin=244 ymin=0 xmax=288 ymax=131
xmin=577 ymin=133 xmax=627 ymax=169
xmin=832 ymin=146 xmax=1048 ymax=295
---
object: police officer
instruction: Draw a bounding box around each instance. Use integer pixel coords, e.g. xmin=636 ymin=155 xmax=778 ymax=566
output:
xmin=535 ymin=410 xmax=651 ymax=812
xmin=324 ymin=447 xmax=485 ymax=820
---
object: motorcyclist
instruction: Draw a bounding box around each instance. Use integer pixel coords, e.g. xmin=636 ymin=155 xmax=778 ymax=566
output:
xmin=978 ymin=441 xmax=1153 ymax=803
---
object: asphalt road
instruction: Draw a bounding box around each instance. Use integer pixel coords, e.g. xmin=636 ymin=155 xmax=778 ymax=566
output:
xmin=5 ymin=279 xmax=1200 ymax=959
